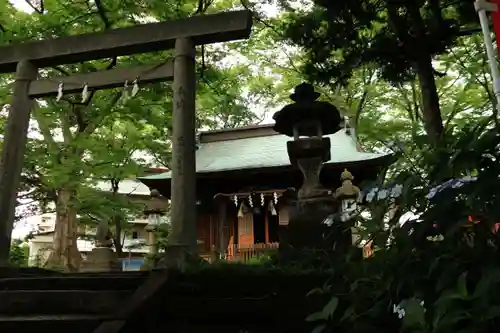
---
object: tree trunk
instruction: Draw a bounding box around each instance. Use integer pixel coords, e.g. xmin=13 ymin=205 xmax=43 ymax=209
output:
xmin=386 ymin=1 xmax=444 ymax=144
xmin=113 ymin=215 xmax=123 ymax=257
xmin=407 ymin=2 xmax=444 ymax=143
xmin=110 ymin=179 xmax=123 ymax=257
xmin=46 ymin=188 xmax=82 ymax=272
xmin=414 ymin=55 xmax=444 ymax=142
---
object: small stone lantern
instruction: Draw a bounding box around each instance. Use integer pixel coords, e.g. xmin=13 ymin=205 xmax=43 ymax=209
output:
xmin=335 ymin=169 xmax=361 ymax=221
xmin=335 ymin=169 xmax=362 ymax=257
xmin=144 ymin=189 xmax=166 ymax=254
xmin=273 ymin=83 xmax=342 ymax=200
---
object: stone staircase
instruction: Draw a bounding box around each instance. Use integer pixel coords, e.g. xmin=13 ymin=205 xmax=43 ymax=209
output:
xmin=0 ymin=270 xmax=150 ymax=333
xmin=0 ymin=267 xmax=327 ymax=333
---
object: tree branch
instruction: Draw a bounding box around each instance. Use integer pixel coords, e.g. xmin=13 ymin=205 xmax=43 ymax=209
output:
xmin=60 ymin=106 xmax=74 ymax=143
xmin=52 ymin=66 xmax=70 ymax=76
xmin=94 ymin=0 xmax=111 ymax=29
xmin=24 ymin=0 xmax=44 ymax=14
xmin=79 ymin=92 xmax=122 ymax=138
xmin=32 ymin=104 xmax=57 ymax=149
xmin=77 ymin=57 xmax=117 ymax=107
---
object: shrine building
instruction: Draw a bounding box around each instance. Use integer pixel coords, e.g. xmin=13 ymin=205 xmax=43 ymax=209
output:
xmin=139 ymin=123 xmax=392 ymax=260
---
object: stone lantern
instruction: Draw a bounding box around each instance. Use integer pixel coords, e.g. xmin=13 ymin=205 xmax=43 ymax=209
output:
xmin=273 ymin=83 xmax=341 ymax=200
xmin=144 ymin=189 xmax=166 ymax=254
xmin=335 ymin=169 xmax=361 ymax=221
xmin=272 ymin=83 xmax=342 ymax=252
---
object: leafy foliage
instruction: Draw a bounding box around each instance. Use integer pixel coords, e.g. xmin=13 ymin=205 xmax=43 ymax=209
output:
xmin=278 ymin=0 xmax=481 ymax=141
xmin=0 ymin=0 xmax=263 ymax=268
xmin=142 ymin=222 xmax=172 ymax=268
xmin=308 ymin=116 xmax=500 ymax=333
xmin=280 ymin=0 xmax=476 ymax=85
xmin=9 ymin=239 xmax=29 ymax=267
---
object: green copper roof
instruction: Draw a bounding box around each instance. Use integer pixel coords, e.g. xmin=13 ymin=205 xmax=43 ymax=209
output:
xmin=140 ymin=129 xmax=391 ymax=181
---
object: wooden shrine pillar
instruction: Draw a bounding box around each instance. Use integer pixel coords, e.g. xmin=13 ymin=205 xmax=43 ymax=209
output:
xmin=217 ymin=197 xmax=228 ymax=256
xmin=0 ymin=60 xmax=37 ymax=265
xmin=264 ymin=213 xmax=270 ymax=244
xmin=168 ymin=38 xmax=198 ymax=258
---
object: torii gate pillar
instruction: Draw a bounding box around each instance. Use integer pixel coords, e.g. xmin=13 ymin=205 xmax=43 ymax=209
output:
xmin=166 ymin=38 xmax=198 ymax=264
xmin=0 ymin=60 xmax=37 ymax=265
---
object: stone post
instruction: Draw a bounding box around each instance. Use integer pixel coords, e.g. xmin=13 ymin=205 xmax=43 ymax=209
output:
xmin=0 ymin=60 xmax=37 ymax=266
xmin=167 ymin=38 xmax=197 ymax=266
xmin=147 ymin=232 xmax=157 ymax=254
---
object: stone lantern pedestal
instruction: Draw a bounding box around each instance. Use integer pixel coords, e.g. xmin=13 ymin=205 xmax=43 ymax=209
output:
xmin=81 ymin=247 xmax=121 ymax=273
xmin=285 ymin=138 xmax=338 ymax=250
xmin=287 ymin=137 xmax=331 ymax=200
xmin=81 ymin=220 xmax=121 ymax=273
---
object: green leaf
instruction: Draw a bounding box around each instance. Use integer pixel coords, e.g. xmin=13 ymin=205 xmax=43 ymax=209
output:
xmin=321 ymin=296 xmax=339 ymax=319
xmin=434 ymin=312 xmax=470 ymax=331
xmin=472 ymin=269 xmax=500 ymax=299
xmin=457 ymin=272 xmax=468 ymax=297
xmin=402 ymin=298 xmax=426 ymax=329
xmin=435 ymin=289 xmax=468 ymax=306
xmin=306 ymin=311 xmax=327 ymax=322
xmin=311 ymin=324 xmax=326 ymax=333
xmin=340 ymin=305 xmax=355 ymax=322
xmin=307 ymin=287 xmax=326 ymax=297
xmin=483 ymin=306 xmax=500 ymax=320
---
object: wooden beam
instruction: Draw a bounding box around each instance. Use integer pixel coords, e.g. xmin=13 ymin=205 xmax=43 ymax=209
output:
xmin=29 ymin=62 xmax=173 ymax=98
xmin=0 ymin=10 xmax=252 ymax=73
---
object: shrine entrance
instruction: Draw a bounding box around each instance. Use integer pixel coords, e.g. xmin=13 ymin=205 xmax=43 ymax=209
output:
xmin=0 ymin=10 xmax=253 ymax=264
xmin=236 ymin=208 xmax=267 ymax=246
xmin=237 ymin=213 xmax=254 ymax=247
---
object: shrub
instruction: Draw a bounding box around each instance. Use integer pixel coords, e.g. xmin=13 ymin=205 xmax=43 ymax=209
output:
xmin=310 ymin=118 xmax=500 ymax=333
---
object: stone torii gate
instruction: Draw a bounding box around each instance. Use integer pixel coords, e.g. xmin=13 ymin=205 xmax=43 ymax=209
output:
xmin=0 ymin=10 xmax=252 ymax=265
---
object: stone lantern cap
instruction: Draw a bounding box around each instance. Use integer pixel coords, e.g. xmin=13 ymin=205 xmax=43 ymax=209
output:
xmin=144 ymin=189 xmax=166 ymax=215
xmin=272 ymin=83 xmax=342 ymax=137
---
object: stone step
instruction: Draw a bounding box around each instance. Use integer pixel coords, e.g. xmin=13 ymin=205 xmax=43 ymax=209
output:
xmin=0 ymin=267 xmax=63 ymax=278
xmin=0 ymin=290 xmax=133 ymax=315
xmin=0 ymin=274 xmax=147 ymax=290
xmin=0 ymin=314 xmax=106 ymax=333
xmin=65 ymin=271 xmax=149 ymax=278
